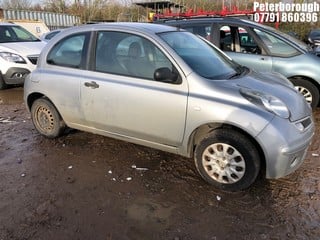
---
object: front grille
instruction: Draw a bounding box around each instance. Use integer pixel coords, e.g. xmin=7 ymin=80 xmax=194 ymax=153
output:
xmin=27 ymin=56 xmax=39 ymax=65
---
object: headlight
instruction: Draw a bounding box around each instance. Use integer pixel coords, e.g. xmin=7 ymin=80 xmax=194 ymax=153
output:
xmin=0 ymin=52 xmax=26 ymax=63
xmin=240 ymin=88 xmax=290 ymax=119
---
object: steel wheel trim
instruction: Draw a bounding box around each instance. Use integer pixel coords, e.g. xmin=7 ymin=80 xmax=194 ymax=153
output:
xmin=202 ymin=143 xmax=246 ymax=184
xmin=35 ymin=106 xmax=55 ymax=132
xmin=295 ymin=86 xmax=312 ymax=104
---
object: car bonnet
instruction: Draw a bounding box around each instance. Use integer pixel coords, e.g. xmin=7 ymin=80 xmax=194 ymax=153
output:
xmin=235 ymin=70 xmax=312 ymax=122
xmin=0 ymin=41 xmax=46 ymax=57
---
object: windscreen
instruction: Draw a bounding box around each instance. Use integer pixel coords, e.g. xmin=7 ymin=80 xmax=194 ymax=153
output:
xmin=0 ymin=25 xmax=40 ymax=43
xmin=158 ymin=31 xmax=240 ymax=80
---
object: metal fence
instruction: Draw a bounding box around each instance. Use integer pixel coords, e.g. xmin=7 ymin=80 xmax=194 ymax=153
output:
xmin=0 ymin=9 xmax=81 ymax=30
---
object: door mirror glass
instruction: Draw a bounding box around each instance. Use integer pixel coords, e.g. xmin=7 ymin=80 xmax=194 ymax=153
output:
xmin=154 ymin=67 xmax=178 ymax=83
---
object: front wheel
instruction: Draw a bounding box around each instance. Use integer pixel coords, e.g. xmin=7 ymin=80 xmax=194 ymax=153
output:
xmin=290 ymin=78 xmax=319 ymax=109
xmin=194 ymin=129 xmax=261 ymax=191
xmin=0 ymin=74 xmax=7 ymax=90
xmin=31 ymin=98 xmax=66 ymax=138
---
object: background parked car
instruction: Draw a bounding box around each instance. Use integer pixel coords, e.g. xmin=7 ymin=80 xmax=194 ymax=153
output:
xmin=308 ymin=28 xmax=320 ymax=56
xmin=162 ymin=17 xmax=320 ymax=108
xmin=308 ymin=28 xmax=320 ymax=46
xmin=24 ymin=23 xmax=314 ymax=191
xmin=0 ymin=22 xmax=46 ymax=89
xmin=40 ymin=29 xmax=63 ymax=42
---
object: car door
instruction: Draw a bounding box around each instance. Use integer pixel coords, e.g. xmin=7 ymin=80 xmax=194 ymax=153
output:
xmin=252 ymin=28 xmax=302 ymax=74
xmin=80 ymin=31 xmax=188 ymax=146
xmin=213 ymin=24 xmax=273 ymax=72
xmin=44 ymin=32 xmax=91 ymax=125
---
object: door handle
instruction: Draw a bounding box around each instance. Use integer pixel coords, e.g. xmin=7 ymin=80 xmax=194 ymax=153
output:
xmin=84 ymin=81 xmax=99 ymax=89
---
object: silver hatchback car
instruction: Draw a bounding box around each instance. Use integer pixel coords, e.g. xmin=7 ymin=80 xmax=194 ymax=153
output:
xmin=24 ymin=23 xmax=314 ymax=191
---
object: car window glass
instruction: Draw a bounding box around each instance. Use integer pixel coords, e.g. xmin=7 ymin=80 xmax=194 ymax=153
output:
xmin=159 ymin=31 xmax=239 ymax=80
xmin=13 ymin=27 xmax=35 ymax=41
xmin=238 ymin=27 xmax=261 ymax=54
xmin=95 ymin=31 xmax=176 ymax=82
xmin=220 ymin=26 xmax=232 ymax=51
xmin=0 ymin=27 xmax=11 ymax=42
xmin=220 ymin=26 xmax=260 ymax=54
xmin=0 ymin=25 xmax=38 ymax=43
xmin=184 ymin=25 xmax=211 ymax=39
xmin=45 ymin=31 xmax=60 ymax=40
xmin=47 ymin=34 xmax=86 ymax=68
xmin=254 ymin=28 xmax=299 ymax=57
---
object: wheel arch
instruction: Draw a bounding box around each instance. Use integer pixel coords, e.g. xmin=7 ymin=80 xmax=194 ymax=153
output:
xmin=288 ymin=75 xmax=320 ymax=106
xmin=26 ymin=92 xmax=46 ymax=111
xmin=187 ymin=123 xmax=266 ymax=174
xmin=0 ymin=72 xmax=7 ymax=89
xmin=26 ymin=93 xmax=61 ymax=116
xmin=29 ymin=95 xmax=66 ymax=138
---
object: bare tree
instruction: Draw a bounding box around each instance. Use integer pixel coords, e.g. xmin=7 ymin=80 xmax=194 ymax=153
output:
xmin=1 ymin=0 xmax=32 ymax=9
xmin=42 ymin=0 xmax=72 ymax=12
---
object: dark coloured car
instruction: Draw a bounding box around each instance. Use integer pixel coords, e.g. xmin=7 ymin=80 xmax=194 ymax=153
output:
xmin=308 ymin=28 xmax=320 ymax=57
xmin=308 ymin=28 xmax=320 ymax=46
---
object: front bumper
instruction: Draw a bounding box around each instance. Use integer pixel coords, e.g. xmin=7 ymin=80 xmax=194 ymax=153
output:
xmin=257 ymin=115 xmax=315 ymax=179
xmin=2 ymin=67 xmax=31 ymax=85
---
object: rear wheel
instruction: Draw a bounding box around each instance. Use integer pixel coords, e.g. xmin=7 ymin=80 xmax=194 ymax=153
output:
xmin=31 ymin=98 xmax=66 ymax=138
xmin=291 ymin=78 xmax=319 ymax=109
xmin=194 ymin=129 xmax=261 ymax=191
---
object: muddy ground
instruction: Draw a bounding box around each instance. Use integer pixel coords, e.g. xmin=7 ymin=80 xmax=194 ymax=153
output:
xmin=0 ymin=87 xmax=319 ymax=240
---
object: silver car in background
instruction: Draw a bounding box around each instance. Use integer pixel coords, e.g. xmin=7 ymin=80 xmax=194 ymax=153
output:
xmin=24 ymin=23 xmax=314 ymax=191
xmin=39 ymin=29 xmax=63 ymax=42
xmin=162 ymin=17 xmax=320 ymax=109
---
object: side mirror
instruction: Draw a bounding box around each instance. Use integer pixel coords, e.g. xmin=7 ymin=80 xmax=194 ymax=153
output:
xmin=154 ymin=67 xmax=178 ymax=83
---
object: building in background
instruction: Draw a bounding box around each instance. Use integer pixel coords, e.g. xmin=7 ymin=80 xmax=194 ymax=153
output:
xmin=0 ymin=8 xmax=80 ymax=37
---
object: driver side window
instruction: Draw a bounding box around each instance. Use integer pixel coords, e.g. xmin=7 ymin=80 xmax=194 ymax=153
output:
xmin=95 ymin=31 xmax=179 ymax=83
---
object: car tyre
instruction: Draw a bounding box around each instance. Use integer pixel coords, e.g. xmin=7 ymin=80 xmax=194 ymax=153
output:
xmin=0 ymin=74 xmax=7 ymax=90
xmin=31 ymin=98 xmax=66 ymax=138
xmin=194 ymin=129 xmax=260 ymax=191
xmin=291 ymin=78 xmax=319 ymax=109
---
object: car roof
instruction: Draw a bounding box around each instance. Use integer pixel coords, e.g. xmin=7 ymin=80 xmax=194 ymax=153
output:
xmin=64 ymin=22 xmax=181 ymax=35
xmin=163 ymin=16 xmax=306 ymax=40
xmin=163 ymin=17 xmax=263 ymax=28
xmin=162 ymin=16 xmax=307 ymax=48
xmin=0 ymin=22 xmax=18 ymax=26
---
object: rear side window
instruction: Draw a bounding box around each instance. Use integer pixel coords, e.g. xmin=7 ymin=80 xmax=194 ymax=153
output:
xmin=47 ymin=33 xmax=88 ymax=68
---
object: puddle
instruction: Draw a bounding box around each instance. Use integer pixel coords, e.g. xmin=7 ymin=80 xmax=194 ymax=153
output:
xmin=0 ymin=87 xmax=24 ymax=105
xmin=126 ymin=199 xmax=175 ymax=222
